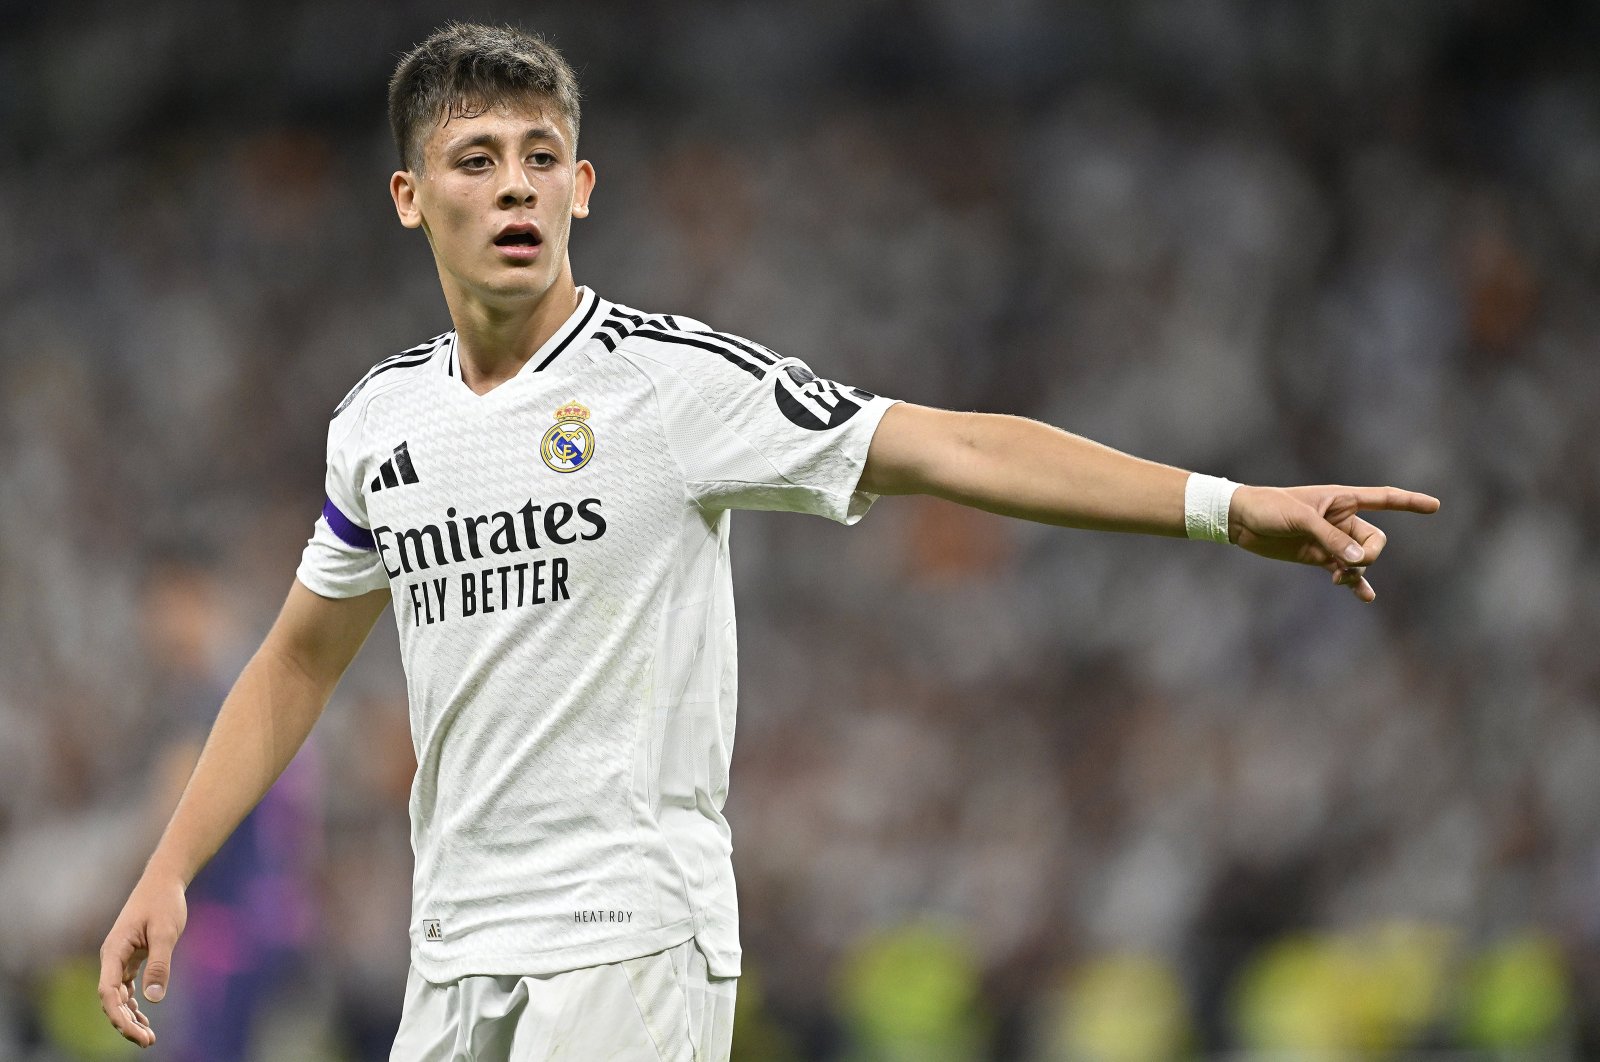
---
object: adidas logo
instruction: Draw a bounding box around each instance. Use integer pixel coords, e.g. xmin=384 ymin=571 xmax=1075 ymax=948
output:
xmin=370 ymin=441 xmax=421 ymax=492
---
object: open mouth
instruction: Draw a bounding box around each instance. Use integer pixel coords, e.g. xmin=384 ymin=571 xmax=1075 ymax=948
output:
xmin=494 ymin=232 xmax=542 ymax=247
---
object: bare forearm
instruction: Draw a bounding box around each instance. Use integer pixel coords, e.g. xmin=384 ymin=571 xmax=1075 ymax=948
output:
xmin=144 ymin=647 xmax=331 ymax=885
xmin=861 ymin=403 xmax=1441 ymax=602
xmin=869 ymin=407 xmax=1191 ymax=536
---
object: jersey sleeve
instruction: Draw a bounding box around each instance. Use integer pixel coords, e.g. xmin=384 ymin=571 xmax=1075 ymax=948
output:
xmin=295 ymin=406 xmax=389 ymax=598
xmin=625 ymin=325 xmax=900 ymax=523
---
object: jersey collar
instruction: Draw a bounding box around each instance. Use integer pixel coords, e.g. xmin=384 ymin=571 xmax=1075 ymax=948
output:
xmin=443 ymin=286 xmax=607 ymax=382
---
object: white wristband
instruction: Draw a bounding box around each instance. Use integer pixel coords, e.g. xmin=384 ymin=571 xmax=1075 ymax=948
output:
xmin=1184 ymin=473 xmax=1239 ymax=544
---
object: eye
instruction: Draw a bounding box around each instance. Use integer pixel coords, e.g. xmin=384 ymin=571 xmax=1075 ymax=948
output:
xmin=459 ymin=155 xmax=491 ymax=171
xmin=530 ymin=151 xmax=557 ymax=166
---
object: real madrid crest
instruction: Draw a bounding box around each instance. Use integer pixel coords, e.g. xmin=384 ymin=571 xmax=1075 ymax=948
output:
xmin=540 ymin=400 xmax=596 ymax=473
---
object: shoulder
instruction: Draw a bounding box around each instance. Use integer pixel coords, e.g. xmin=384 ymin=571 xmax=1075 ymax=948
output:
xmin=331 ymin=331 xmax=454 ymax=422
xmin=604 ymin=304 xmax=779 ymax=381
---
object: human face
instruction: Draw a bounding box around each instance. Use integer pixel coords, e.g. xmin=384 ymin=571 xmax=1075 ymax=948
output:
xmin=390 ymin=102 xmax=595 ymax=307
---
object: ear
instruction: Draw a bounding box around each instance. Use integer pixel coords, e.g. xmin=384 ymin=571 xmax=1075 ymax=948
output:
xmin=571 ymin=159 xmax=595 ymax=219
xmin=391 ymin=170 xmax=424 ymax=230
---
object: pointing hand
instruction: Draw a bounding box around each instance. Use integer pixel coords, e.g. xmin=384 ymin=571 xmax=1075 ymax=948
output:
xmin=1228 ymin=485 xmax=1441 ymax=602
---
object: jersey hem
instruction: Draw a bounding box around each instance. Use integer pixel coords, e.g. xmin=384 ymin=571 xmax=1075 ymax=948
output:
xmin=839 ymin=396 xmax=898 ymax=524
xmin=408 ymin=916 xmax=698 ymax=984
xmin=294 ymin=563 xmax=381 ymax=600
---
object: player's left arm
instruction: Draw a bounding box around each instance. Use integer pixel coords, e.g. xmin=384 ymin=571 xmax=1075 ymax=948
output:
xmin=858 ymin=403 xmax=1440 ymax=602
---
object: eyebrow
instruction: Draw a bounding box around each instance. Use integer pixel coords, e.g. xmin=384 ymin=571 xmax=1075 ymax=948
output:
xmin=441 ymin=127 xmax=562 ymax=157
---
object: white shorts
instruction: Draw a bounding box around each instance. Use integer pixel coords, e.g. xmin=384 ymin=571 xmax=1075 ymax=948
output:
xmin=388 ymin=936 xmax=736 ymax=1061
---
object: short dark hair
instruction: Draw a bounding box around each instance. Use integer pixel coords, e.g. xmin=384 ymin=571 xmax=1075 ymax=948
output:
xmin=388 ymin=22 xmax=582 ymax=171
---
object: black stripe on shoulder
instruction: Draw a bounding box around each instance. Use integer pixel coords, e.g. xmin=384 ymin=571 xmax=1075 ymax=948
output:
xmin=702 ymin=330 xmax=778 ymax=365
xmin=368 ymin=333 xmax=450 ymax=375
xmin=647 ymin=320 xmax=777 ymax=369
xmin=334 ymin=335 xmax=448 ymax=415
xmin=630 ymin=329 xmax=766 ymax=379
xmin=534 ymin=294 xmax=601 ymax=372
xmin=334 ymin=352 xmax=435 ymax=415
xmin=610 ymin=309 xmax=773 ymax=374
xmin=376 ymin=333 xmax=450 ymax=370
xmin=593 ymin=309 xmax=646 ymax=354
xmin=610 ymin=305 xmax=678 ymax=330
xmin=387 ymin=336 xmax=445 ymax=362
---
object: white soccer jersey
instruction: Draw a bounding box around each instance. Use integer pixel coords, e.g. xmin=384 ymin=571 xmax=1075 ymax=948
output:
xmin=296 ymin=287 xmax=897 ymax=983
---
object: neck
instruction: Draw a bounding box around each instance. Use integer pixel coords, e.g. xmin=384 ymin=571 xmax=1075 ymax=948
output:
xmin=446 ymin=270 xmax=582 ymax=395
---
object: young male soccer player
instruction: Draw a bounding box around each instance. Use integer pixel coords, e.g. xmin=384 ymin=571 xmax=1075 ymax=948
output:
xmin=98 ymin=22 xmax=1440 ymax=1061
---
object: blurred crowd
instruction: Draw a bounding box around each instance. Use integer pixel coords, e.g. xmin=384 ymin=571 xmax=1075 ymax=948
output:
xmin=2 ymin=0 xmax=1598 ymax=1058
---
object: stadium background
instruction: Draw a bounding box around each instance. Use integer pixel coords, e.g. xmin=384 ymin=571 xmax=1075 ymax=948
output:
xmin=1 ymin=0 xmax=1597 ymax=1058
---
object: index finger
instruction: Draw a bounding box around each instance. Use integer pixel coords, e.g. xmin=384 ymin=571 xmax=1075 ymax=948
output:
xmin=99 ymin=945 xmax=152 ymax=1046
xmin=97 ymin=944 xmax=130 ymax=1010
xmin=1348 ymin=486 xmax=1440 ymax=514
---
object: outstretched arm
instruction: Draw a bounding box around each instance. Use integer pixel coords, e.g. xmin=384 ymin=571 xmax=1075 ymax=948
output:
xmin=858 ymin=404 xmax=1439 ymax=601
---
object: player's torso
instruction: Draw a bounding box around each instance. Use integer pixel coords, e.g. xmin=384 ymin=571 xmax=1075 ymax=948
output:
xmin=351 ymin=341 xmax=691 ymax=752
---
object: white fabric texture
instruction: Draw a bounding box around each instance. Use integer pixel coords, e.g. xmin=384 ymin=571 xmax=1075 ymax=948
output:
xmin=1183 ymin=472 xmax=1238 ymax=544
xmin=296 ymin=289 xmax=897 ymax=983
xmin=388 ymin=936 xmax=737 ymax=1061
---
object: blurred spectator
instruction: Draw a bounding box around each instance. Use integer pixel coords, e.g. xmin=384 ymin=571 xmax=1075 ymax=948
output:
xmin=136 ymin=558 xmax=324 ymax=1061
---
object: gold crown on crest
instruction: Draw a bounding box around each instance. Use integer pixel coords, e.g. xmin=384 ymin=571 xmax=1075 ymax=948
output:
xmin=554 ymin=400 xmax=591 ymax=422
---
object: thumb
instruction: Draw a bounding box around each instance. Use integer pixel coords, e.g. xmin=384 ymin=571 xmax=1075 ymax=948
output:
xmin=142 ymin=930 xmax=177 ymax=1003
xmin=1304 ymin=506 xmax=1365 ymax=565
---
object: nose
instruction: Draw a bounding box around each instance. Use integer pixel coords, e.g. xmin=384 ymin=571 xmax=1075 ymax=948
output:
xmin=497 ymin=163 xmax=536 ymax=208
